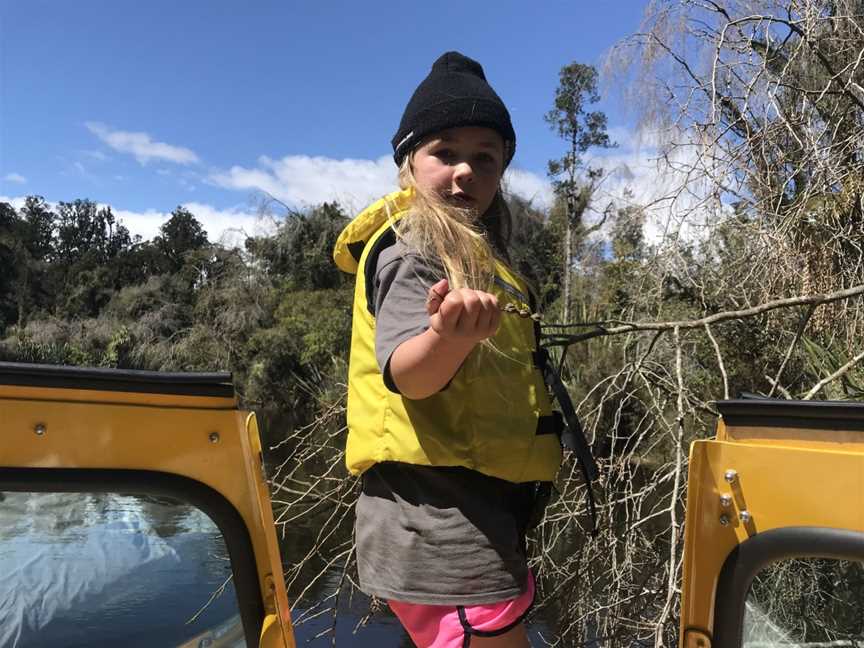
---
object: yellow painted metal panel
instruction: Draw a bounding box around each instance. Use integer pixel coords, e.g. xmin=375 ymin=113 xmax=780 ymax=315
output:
xmin=724 ymin=424 xmax=864 ymax=450
xmin=679 ymin=438 xmax=864 ymax=644
xmin=261 ymin=613 xmax=292 ymax=648
xmin=246 ymin=412 xmax=295 ymax=647
xmin=1 ymin=393 xmax=294 ymax=647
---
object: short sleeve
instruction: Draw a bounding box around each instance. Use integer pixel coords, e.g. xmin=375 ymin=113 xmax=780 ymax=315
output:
xmin=372 ymin=241 xmax=444 ymax=392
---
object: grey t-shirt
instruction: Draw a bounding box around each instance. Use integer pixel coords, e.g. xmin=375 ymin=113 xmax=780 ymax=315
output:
xmin=372 ymin=241 xmax=442 ymax=392
xmin=354 ymin=239 xmax=534 ymax=605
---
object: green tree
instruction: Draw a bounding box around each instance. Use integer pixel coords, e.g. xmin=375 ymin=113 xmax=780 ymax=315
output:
xmin=0 ymin=202 xmax=21 ymax=331
xmin=19 ymin=196 xmax=55 ymax=260
xmin=110 ymin=238 xmax=166 ymax=288
xmin=0 ymin=197 xmax=61 ymax=330
xmin=246 ymin=202 xmax=349 ymax=290
xmin=13 ymin=197 xmax=58 ymax=326
xmin=54 ymin=199 xmax=130 ymax=265
xmin=506 ymin=195 xmax=562 ymax=309
xmin=155 ymin=207 xmax=209 ymax=272
xmin=50 ymin=200 xmax=135 ymax=318
xmin=545 ymin=62 xmax=614 ymax=322
xmin=601 ymin=200 xmax=647 ymax=312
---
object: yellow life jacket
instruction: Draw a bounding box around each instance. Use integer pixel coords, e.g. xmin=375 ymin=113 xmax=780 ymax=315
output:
xmin=333 ymin=189 xmax=562 ymax=483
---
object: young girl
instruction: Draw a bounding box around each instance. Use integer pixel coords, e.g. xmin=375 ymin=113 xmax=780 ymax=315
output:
xmin=333 ymin=51 xmax=563 ymax=648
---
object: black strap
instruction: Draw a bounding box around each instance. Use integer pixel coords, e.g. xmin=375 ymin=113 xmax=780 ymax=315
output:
xmin=535 ymin=348 xmax=599 ymax=537
xmin=535 ymin=414 xmax=559 ymax=436
xmin=347 ymin=240 xmax=366 ymax=264
xmin=456 ymin=581 xmax=535 ymax=647
xmin=362 ymin=228 xmax=397 ymax=316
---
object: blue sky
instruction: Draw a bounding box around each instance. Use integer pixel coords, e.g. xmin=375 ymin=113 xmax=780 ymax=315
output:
xmin=0 ymin=1 xmax=650 ymax=242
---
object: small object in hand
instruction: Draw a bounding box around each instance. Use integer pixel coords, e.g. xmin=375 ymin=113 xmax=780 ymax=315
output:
xmin=501 ymin=302 xmax=542 ymax=322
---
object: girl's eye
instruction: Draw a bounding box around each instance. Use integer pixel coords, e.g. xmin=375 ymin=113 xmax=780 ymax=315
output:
xmin=474 ymin=153 xmax=500 ymax=170
xmin=436 ymin=149 xmax=455 ymax=161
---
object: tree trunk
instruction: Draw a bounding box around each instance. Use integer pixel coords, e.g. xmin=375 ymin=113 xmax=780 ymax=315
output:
xmin=563 ymin=195 xmax=573 ymax=323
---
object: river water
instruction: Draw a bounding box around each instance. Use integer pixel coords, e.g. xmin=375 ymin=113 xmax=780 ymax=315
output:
xmin=0 ymin=491 xmax=552 ymax=647
xmin=0 ymin=492 xmax=241 ymax=647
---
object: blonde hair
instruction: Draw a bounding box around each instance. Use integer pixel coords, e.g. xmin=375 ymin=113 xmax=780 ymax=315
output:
xmin=390 ymin=154 xmax=511 ymax=291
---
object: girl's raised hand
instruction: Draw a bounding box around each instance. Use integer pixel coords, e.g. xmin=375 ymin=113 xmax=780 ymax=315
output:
xmin=425 ymin=278 xmax=501 ymax=343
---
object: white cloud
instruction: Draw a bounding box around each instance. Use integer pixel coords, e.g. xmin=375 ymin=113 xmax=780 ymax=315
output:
xmin=209 ymin=155 xmax=398 ymax=214
xmin=210 ymin=154 xmax=557 ymax=215
xmin=180 ymin=202 xmax=274 ymax=247
xmin=0 ymin=195 xmax=27 ymax=209
xmin=114 ymin=202 xmax=270 ymax=246
xmin=3 ymin=173 xmax=27 ymax=184
xmin=113 ymin=202 xmax=275 ymax=247
xmin=576 ymin=127 xmax=719 ymax=245
xmin=504 ymin=168 xmax=554 ymax=208
xmin=85 ymin=122 xmax=199 ymax=166
xmin=2 ymin=128 xmax=715 ymax=252
xmin=109 ymin=207 xmax=169 ymax=242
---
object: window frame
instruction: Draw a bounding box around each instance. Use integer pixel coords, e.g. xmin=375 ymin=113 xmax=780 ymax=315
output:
xmin=0 ymin=466 xmax=265 ymax=647
xmin=712 ymin=526 xmax=864 ymax=647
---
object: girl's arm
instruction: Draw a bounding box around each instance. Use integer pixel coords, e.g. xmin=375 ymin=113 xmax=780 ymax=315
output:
xmin=389 ymin=279 xmax=500 ymax=399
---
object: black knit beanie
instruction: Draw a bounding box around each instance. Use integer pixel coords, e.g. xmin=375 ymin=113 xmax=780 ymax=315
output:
xmin=392 ymin=51 xmax=516 ymax=167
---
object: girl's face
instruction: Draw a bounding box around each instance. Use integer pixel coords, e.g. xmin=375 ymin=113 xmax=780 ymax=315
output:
xmin=412 ymin=126 xmax=505 ymax=216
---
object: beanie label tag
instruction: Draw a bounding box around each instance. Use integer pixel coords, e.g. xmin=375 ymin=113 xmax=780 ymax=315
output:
xmin=395 ymin=131 xmax=415 ymax=153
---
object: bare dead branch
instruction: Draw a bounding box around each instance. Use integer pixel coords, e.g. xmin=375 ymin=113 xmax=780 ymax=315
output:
xmin=803 ymin=348 xmax=864 ymax=400
xmin=768 ymin=303 xmax=816 ymax=397
xmin=544 ymin=284 xmax=864 ymax=346
xmin=703 ymin=322 xmax=729 ymax=400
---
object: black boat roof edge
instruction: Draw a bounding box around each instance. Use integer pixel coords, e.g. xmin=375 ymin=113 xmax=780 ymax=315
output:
xmin=716 ymin=397 xmax=864 ymax=422
xmin=0 ymin=361 xmax=235 ymax=398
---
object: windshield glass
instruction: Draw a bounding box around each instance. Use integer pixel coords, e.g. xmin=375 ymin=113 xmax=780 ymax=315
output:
xmin=0 ymin=491 xmax=246 ymax=648
xmin=744 ymin=556 xmax=864 ymax=646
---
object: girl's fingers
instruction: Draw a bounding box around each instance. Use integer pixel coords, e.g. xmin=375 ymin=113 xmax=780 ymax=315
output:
xmin=431 ymin=288 xmax=501 ymax=341
xmin=454 ymin=290 xmax=481 ymax=334
xmin=425 ymin=278 xmax=450 ymax=315
xmin=430 ymin=284 xmax=461 ymax=336
xmin=477 ymin=293 xmax=500 ymax=336
xmin=438 ymin=290 xmax=466 ymax=334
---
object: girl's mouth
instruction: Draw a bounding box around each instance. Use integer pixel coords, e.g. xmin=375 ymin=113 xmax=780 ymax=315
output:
xmin=447 ymin=193 xmax=475 ymax=206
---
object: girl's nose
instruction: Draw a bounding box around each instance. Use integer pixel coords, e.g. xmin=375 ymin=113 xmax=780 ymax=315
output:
xmin=452 ymin=161 xmax=474 ymax=183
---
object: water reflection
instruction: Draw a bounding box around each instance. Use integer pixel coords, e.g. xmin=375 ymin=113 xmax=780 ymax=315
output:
xmin=0 ymin=492 xmax=243 ymax=648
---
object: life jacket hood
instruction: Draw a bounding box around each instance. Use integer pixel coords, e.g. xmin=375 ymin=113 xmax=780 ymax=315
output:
xmin=333 ymin=189 xmax=413 ymax=275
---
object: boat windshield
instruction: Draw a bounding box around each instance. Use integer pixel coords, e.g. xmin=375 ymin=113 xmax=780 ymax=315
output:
xmin=743 ymin=557 xmax=864 ymax=646
xmin=0 ymin=491 xmax=247 ymax=648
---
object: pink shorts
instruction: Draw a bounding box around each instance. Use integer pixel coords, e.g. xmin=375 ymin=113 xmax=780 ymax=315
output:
xmin=387 ymin=570 xmax=535 ymax=648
